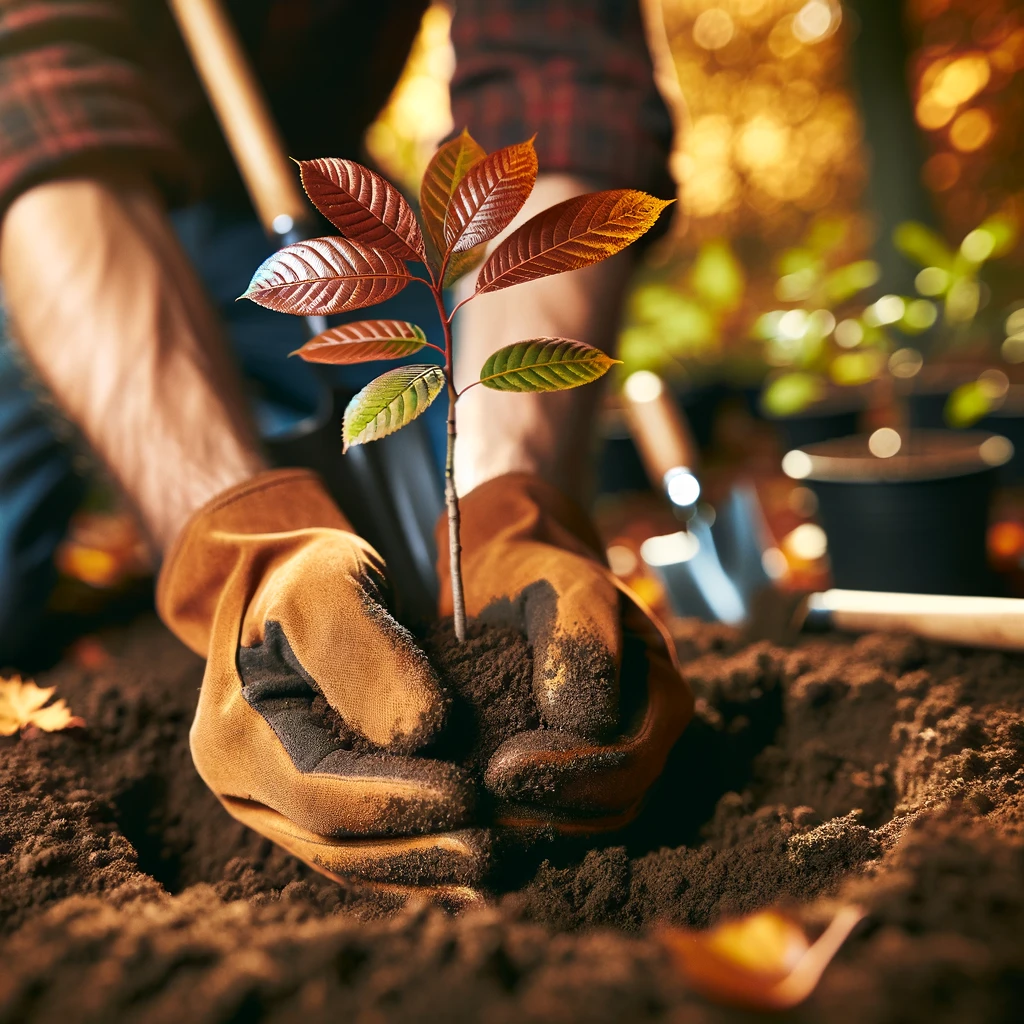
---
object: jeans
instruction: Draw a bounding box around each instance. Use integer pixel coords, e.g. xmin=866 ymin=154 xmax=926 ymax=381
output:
xmin=0 ymin=203 xmax=448 ymax=664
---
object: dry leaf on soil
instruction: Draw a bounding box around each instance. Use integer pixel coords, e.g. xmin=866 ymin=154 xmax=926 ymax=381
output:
xmin=0 ymin=675 xmax=85 ymax=737
xmin=658 ymin=905 xmax=865 ymax=1011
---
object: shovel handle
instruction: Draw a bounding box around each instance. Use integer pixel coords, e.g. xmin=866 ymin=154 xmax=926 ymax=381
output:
xmin=808 ymin=589 xmax=1024 ymax=652
xmin=621 ymin=371 xmax=700 ymax=486
xmin=167 ymin=0 xmax=310 ymax=237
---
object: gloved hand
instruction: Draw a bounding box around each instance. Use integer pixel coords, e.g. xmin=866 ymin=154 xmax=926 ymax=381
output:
xmin=437 ymin=473 xmax=694 ymax=830
xmin=158 ymin=469 xmax=488 ymax=897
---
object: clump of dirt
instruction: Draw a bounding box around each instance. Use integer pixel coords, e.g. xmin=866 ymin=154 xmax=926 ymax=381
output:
xmin=3 ymin=617 xmax=1024 ymax=1023
xmin=423 ymin=617 xmax=537 ymax=776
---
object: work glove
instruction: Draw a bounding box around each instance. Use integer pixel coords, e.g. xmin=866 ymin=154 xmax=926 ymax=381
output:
xmin=437 ymin=473 xmax=694 ymax=830
xmin=158 ymin=469 xmax=488 ymax=899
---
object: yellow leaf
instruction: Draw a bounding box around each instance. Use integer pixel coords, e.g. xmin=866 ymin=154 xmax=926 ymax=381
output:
xmin=658 ymin=905 xmax=864 ymax=1011
xmin=0 ymin=675 xmax=85 ymax=736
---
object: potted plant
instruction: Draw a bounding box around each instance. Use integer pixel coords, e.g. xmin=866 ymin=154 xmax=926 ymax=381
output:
xmin=752 ymin=217 xmax=887 ymax=450
xmin=883 ymin=212 xmax=1024 ymax=479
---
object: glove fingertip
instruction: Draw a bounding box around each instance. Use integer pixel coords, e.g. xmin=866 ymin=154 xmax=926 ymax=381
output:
xmin=533 ymin=632 xmax=619 ymax=740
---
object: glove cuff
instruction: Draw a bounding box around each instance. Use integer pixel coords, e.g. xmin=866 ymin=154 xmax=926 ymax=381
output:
xmin=438 ymin=472 xmax=605 ymax=565
xmin=157 ymin=469 xmax=351 ymax=654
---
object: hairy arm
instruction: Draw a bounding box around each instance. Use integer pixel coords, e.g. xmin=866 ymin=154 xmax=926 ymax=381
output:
xmin=0 ymin=174 xmax=266 ymax=550
xmin=452 ymin=174 xmax=632 ymax=500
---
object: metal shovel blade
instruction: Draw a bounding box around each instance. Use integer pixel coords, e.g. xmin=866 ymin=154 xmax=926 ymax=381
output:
xmin=640 ymin=489 xmax=773 ymax=625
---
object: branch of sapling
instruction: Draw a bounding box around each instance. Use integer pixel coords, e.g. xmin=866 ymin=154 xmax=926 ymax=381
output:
xmin=240 ymin=132 xmax=672 ymax=643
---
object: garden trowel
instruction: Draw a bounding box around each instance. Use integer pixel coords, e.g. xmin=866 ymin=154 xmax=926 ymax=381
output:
xmin=621 ymin=371 xmax=773 ymax=625
xmin=168 ymin=0 xmax=442 ymax=621
xmin=623 ymin=371 xmax=1024 ymax=650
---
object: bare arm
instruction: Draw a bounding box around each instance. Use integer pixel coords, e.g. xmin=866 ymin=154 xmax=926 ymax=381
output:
xmin=0 ymin=174 xmax=266 ymax=551
xmin=453 ymin=174 xmax=632 ymax=501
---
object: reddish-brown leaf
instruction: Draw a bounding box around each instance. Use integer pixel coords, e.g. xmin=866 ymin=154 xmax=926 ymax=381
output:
xmin=444 ymin=138 xmax=538 ymax=254
xmin=292 ymin=320 xmax=428 ymax=364
xmin=420 ymin=129 xmax=486 ymax=269
xmin=475 ymin=190 xmax=673 ymax=294
xmin=298 ymin=158 xmax=425 ymax=261
xmin=242 ymin=238 xmax=411 ymax=316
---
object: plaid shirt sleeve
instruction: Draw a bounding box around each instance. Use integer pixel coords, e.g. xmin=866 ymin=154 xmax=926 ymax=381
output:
xmin=0 ymin=1 xmax=182 ymax=213
xmin=449 ymin=0 xmax=673 ymax=195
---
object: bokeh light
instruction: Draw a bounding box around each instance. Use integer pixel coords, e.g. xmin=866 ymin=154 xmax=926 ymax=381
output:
xmin=906 ymin=0 xmax=1024 ymax=243
xmin=365 ymin=4 xmax=455 ymax=190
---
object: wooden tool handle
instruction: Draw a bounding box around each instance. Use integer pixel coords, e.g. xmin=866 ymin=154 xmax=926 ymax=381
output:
xmin=167 ymin=0 xmax=310 ymax=236
xmin=809 ymin=589 xmax=1024 ymax=652
xmin=621 ymin=371 xmax=700 ymax=485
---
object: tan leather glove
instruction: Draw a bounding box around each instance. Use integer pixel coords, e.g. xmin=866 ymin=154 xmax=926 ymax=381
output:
xmin=158 ymin=469 xmax=488 ymax=896
xmin=437 ymin=473 xmax=694 ymax=830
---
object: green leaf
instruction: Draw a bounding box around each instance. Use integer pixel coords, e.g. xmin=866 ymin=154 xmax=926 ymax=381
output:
xmin=761 ymin=373 xmax=825 ymax=417
xmin=443 ymin=244 xmax=487 ymax=289
xmin=291 ymin=320 xmax=427 ymax=364
xmin=342 ymin=365 xmax=445 ymax=451
xmin=478 ymin=339 xmax=619 ymax=392
xmin=893 ymin=222 xmax=955 ymax=271
xmin=689 ymin=241 xmax=744 ymax=312
xmin=945 ymin=380 xmax=992 ymax=428
xmin=822 ymin=260 xmax=880 ymax=305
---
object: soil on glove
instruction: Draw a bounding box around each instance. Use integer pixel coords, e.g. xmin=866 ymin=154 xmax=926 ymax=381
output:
xmin=2 ymin=616 xmax=1024 ymax=1023
xmin=311 ymin=617 xmax=537 ymax=774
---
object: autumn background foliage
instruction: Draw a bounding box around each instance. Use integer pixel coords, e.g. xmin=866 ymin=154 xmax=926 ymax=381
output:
xmin=242 ymin=129 xmax=671 ymax=640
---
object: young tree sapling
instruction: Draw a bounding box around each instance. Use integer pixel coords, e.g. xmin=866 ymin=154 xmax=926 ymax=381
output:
xmin=243 ymin=131 xmax=671 ymax=642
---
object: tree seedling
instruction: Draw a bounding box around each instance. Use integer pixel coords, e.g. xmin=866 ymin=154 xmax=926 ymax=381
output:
xmin=243 ymin=131 xmax=671 ymax=641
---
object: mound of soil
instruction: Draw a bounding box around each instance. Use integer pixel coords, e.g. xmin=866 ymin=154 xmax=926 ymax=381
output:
xmin=2 ymin=616 xmax=1024 ymax=1022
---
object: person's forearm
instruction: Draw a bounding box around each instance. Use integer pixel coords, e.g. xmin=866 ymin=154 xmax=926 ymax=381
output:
xmin=0 ymin=175 xmax=266 ymax=551
xmin=452 ymin=175 xmax=632 ymax=500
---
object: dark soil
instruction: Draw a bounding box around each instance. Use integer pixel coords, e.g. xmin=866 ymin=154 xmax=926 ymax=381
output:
xmin=423 ymin=618 xmax=538 ymax=776
xmin=2 ymin=616 xmax=1024 ymax=1022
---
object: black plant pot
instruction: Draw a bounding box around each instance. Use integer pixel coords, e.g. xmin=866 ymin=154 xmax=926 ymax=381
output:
xmin=770 ymin=406 xmax=861 ymax=452
xmin=791 ymin=431 xmax=1012 ymax=596
xmin=904 ymin=371 xmax=1024 ymax=483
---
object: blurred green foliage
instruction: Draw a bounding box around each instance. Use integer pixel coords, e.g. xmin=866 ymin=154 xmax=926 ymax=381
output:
xmin=892 ymin=211 xmax=1020 ymax=428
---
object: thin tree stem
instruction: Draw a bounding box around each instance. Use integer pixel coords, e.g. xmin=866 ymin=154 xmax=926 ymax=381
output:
xmin=444 ymin=379 xmax=466 ymax=641
xmin=432 ymin=279 xmax=467 ymax=642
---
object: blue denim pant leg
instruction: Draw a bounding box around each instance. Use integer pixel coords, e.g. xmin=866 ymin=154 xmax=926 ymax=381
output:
xmin=0 ymin=320 xmax=86 ymax=665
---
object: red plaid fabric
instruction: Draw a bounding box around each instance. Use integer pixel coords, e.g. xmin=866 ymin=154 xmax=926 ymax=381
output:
xmin=450 ymin=0 xmax=672 ymax=194
xmin=0 ymin=0 xmax=671 ymax=214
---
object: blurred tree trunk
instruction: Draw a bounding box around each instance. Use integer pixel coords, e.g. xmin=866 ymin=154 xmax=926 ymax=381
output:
xmin=846 ymin=0 xmax=937 ymax=292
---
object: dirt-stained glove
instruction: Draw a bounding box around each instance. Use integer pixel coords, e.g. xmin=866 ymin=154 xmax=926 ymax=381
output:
xmin=437 ymin=473 xmax=694 ymax=830
xmin=158 ymin=469 xmax=488 ymax=897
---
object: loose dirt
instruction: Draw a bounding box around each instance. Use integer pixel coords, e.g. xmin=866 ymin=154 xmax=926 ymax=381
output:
xmin=2 ymin=615 xmax=1023 ymax=1023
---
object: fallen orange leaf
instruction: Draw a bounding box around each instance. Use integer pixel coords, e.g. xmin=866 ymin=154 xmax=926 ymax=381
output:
xmin=658 ymin=905 xmax=865 ymax=1011
xmin=0 ymin=675 xmax=85 ymax=737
